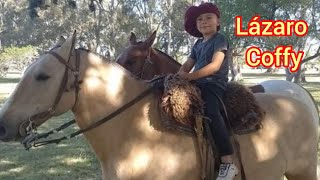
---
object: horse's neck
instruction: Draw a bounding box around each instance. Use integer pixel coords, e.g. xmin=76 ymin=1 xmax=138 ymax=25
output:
xmin=152 ymin=49 xmax=180 ymax=75
xmin=72 ymin=50 xmax=157 ymax=156
xmin=73 ymin=51 xmax=147 ymax=128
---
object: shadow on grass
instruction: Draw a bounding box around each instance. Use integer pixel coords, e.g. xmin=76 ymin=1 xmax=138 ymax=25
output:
xmin=0 ymin=113 xmax=101 ymax=180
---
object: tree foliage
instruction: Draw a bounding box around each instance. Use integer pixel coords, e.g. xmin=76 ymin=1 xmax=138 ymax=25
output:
xmin=0 ymin=45 xmax=38 ymax=76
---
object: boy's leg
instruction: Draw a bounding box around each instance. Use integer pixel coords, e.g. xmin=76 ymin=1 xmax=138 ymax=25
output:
xmin=199 ymin=83 xmax=238 ymax=180
xmin=201 ymin=83 xmax=233 ymax=157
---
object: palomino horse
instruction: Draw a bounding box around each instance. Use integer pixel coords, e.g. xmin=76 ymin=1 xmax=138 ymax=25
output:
xmin=117 ymin=31 xmax=319 ymax=128
xmin=0 ymin=33 xmax=318 ymax=180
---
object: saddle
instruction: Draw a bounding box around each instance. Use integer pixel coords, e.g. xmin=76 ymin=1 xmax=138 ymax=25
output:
xmin=151 ymin=74 xmax=265 ymax=180
xmin=154 ymin=74 xmax=265 ymax=136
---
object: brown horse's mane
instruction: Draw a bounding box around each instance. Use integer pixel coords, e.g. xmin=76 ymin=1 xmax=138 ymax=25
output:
xmin=153 ymin=49 xmax=182 ymax=67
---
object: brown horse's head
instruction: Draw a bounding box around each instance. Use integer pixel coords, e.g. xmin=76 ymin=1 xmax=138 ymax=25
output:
xmin=0 ymin=34 xmax=77 ymax=141
xmin=117 ymin=31 xmax=181 ymax=80
xmin=116 ymin=31 xmax=157 ymax=79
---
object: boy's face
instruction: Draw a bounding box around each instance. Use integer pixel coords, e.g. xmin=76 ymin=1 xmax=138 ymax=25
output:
xmin=196 ymin=13 xmax=220 ymax=36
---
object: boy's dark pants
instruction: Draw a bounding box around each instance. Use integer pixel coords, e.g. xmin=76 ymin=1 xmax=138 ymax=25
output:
xmin=197 ymin=82 xmax=234 ymax=156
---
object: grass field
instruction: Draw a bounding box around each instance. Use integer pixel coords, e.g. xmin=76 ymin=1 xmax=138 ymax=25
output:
xmin=0 ymin=113 xmax=100 ymax=180
xmin=0 ymin=73 xmax=319 ymax=180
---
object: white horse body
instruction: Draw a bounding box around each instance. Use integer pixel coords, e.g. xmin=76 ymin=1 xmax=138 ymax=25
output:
xmin=261 ymin=80 xmax=319 ymax=132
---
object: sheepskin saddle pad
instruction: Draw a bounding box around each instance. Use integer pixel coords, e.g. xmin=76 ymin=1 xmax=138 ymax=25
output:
xmin=157 ymin=74 xmax=265 ymax=135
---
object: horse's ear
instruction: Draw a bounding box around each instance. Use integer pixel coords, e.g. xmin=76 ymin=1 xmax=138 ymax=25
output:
xmin=129 ymin=32 xmax=137 ymax=45
xmin=52 ymin=36 xmax=66 ymax=48
xmin=59 ymin=31 xmax=77 ymax=58
xmin=143 ymin=30 xmax=157 ymax=49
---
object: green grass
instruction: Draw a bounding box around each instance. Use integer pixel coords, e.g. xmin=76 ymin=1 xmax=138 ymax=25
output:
xmin=0 ymin=77 xmax=20 ymax=83
xmin=0 ymin=74 xmax=319 ymax=180
xmin=0 ymin=112 xmax=100 ymax=180
xmin=0 ymin=93 xmax=7 ymax=104
xmin=0 ymin=75 xmax=101 ymax=180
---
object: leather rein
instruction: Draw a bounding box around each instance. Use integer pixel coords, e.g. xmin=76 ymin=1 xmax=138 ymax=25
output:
xmin=22 ymin=47 xmax=155 ymax=150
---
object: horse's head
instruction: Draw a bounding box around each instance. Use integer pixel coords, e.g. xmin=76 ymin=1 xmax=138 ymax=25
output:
xmin=0 ymin=33 xmax=78 ymax=142
xmin=116 ymin=31 xmax=157 ymax=79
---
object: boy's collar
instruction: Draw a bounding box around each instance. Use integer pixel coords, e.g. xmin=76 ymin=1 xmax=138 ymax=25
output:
xmin=202 ymin=32 xmax=219 ymax=42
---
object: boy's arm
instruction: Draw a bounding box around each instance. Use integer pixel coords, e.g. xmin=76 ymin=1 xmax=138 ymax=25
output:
xmin=187 ymin=51 xmax=225 ymax=81
xmin=178 ymin=58 xmax=195 ymax=73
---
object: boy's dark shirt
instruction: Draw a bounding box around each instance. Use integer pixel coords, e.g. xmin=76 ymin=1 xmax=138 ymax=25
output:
xmin=189 ymin=33 xmax=229 ymax=90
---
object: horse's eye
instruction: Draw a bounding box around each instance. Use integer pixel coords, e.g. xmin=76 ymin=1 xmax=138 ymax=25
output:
xmin=35 ymin=73 xmax=50 ymax=81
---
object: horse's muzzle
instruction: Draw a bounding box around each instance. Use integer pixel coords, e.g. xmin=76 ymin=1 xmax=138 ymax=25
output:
xmin=0 ymin=122 xmax=19 ymax=142
xmin=0 ymin=122 xmax=10 ymax=141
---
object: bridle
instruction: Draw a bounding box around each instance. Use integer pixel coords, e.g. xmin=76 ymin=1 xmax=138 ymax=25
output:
xmin=21 ymin=45 xmax=157 ymax=150
xmin=24 ymin=49 xmax=81 ymax=128
xmin=134 ymin=49 xmax=154 ymax=79
xmin=20 ymin=41 xmax=81 ymax=148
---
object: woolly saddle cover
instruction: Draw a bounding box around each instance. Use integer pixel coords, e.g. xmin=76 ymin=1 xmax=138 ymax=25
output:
xmin=160 ymin=74 xmax=265 ymax=135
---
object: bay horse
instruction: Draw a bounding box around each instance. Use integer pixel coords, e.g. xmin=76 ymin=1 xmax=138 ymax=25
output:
xmin=117 ymin=31 xmax=319 ymax=126
xmin=0 ymin=33 xmax=318 ymax=180
xmin=117 ymin=31 xmax=180 ymax=80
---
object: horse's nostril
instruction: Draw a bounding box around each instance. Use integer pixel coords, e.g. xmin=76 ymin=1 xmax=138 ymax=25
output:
xmin=0 ymin=125 xmax=7 ymax=137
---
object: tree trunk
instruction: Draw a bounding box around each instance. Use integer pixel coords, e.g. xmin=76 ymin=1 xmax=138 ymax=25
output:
xmin=285 ymin=68 xmax=295 ymax=82
xmin=286 ymin=64 xmax=307 ymax=83
xmin=293 ymin=66 xmax=302 ymax=83
xmin=301 ymin=73 xmax=307 ymax=83
xmin=229 ymin=48 xmax=242 ymax=81
xmin=167 ymin=0 xmax=172 ymax=55
xmin=299 ymin=65 xmax=307 ymax=83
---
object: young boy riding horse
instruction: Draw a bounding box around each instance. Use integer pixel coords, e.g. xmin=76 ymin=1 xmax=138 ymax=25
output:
xmin=178 ymin=3 xmax=238 ymax=180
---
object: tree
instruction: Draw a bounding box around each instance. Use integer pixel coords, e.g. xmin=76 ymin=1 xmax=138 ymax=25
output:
xmin=0 ymin=45 xmax=38 ymax=76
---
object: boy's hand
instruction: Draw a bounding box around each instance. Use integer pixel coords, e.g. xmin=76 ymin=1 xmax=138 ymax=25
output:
xmin=177 ymin=71 xmax=192 ymax=81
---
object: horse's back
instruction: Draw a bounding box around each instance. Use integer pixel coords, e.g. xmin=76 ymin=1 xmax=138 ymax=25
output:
xmin=236 ymin=93 xmax=318 ymax=180
xmin=261 ymin=80 xmax=319 ymax=129
xmin=255 ymin=93 xmax=317 ymax=153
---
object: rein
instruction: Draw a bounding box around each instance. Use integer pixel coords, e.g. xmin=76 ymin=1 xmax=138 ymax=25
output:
xmin=22 ymin=86 xmax=154 ymax=150
xmin=21 ymin=48 xmax=159 ymax=150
